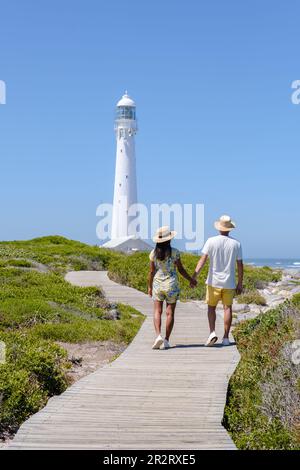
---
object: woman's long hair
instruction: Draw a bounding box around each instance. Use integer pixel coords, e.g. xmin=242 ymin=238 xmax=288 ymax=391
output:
xmin=154 ymin=240 xmax=172 ymax=261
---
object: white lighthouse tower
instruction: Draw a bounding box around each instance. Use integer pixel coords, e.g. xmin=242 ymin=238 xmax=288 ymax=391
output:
xmin=111 ymin=91 xmax=137 ymax=239
xmin=103 ymin=92 xmax=151 ymax=252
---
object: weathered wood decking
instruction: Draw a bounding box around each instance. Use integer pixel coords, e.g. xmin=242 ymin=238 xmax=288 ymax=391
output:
xmin=10 ymin=271 xmax=240 ymax=450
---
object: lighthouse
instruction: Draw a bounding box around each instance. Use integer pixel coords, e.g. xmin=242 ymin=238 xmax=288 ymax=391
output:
xmin=111 ymin=91 xmax=137 ymax=239
xmin=103 ymin=92 xmax=151 ymax=252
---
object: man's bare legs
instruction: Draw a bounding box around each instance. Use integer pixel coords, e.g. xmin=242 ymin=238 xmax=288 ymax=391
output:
xmin=223 ymin=305 xmax=232 ymax=339
xmin=208 ymin=304 xmax=232 ymax=338
xmin=165 ymin=302 xmax=176 ymax=340
xmin=208 ymin=305 xmax=217 ymax=333
xmin=153 ymin=300 xmax=163 ymax=336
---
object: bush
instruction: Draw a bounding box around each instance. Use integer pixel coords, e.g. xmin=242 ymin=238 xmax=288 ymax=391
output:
xmin=236 ymin=289 xmax=267 ymax=306
xmin=108 ymin=251 xmax=281 ymax=304
xmin=0 ymin=236 xmax=122 ymax=273
xmin=243 ymin=265 xmax=281 ymax=290
xmin=223 ymin=299 xmax=300 ymax=449
xmin=30 ymin=304 xmax=143 ymax=344
xmin=0 ymin=368 xmax=46 ymax=436
xmin=0 ymin=237 xmax=145 ymax=439
xmin=108 ymin=251 xmax=209 ymax=301
xmin=0 ymin=332 xmax=69 ymax=436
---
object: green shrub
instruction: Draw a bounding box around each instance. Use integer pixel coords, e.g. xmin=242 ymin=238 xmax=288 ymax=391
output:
xmin=108 ymin=251 xmax=281 ymax=304
xmin=0 ymin=331 xmax=69 ymax=436
xmin=31 ymin=305 xmax=143 ymax=344
xmin=243 ymin=265 xmax=281 ymax=290
xmin=224 ymin=300 xmax=300 ymax=449
xmin=0 ymin=268 xmax=107 ymax=322
xmin=237 ymin=289 xmax=267 ymax=306
xmin=0 ymin=235 xmax=122 ymax=273
xmin=0 ymin=298 xmax=61 ymax=329
xmin=0 ymin=368 xmax=47 ymax=436
xmin=0 ymin=259 xmax=33 ymax=268
xmin=108 ymin=251 xmax=209 ymax=301
xmin=0 ymin=237 xmax=145 ymax=439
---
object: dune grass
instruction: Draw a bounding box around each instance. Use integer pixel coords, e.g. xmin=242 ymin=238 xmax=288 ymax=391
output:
xmin=0 ymin=235 xmax=120 ymax=273
xmin=107 ymin=250 xmax=281 ymax=303
xmin=0 ymin=236 xmax=144 ymax=439
xmin=223 ymin=294 xmax=300 ymax=449
xmin=0 ymin=235 xmax=283 ymax=440
xmin=0 ymin=235 xmax=281 ymax=303
xmin=236 ymin=289 xmax=267 ymax=306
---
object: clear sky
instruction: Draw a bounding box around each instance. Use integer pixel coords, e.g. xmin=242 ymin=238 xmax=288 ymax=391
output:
xmin=0 ymin=0 xmax=299 ymax=257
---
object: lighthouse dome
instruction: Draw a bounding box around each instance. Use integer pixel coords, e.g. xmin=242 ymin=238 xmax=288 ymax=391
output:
xmin=117 ymin=92 xmax=135 ymax=107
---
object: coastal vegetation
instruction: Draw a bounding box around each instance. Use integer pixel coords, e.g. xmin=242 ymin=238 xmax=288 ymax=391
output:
xmin=0 ymin=236 xmax=143 ymax=440
xmin=0 ymin=235 xmax=285 ymax=444
xmin=0 ymin=235 xmax=119 ymax=273
xmin=107 ymin=250 xmax=281 ymax=303
xmin=0 ymin=235 xmax=280 ymax=305
xmin=224 ymin=294 xmax=300 ymax=449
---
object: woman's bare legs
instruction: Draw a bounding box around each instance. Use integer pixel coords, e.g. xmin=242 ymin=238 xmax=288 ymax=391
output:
xmin=165 ymin=302 xmax=176 ymax=340
xmin=153 ymin=300 xmax=163 ymax=336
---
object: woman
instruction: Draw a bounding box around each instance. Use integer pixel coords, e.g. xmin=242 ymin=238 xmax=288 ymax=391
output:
xmin=148 ymin=226 xmax=197 ymax=350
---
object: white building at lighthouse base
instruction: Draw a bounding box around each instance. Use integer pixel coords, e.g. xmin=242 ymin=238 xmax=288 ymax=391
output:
xmin=102 ymin=235 xmax=152 ymax=253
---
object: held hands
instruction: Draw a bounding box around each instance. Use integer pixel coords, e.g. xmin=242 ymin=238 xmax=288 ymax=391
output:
xmin=190 ymin=277 xmax=197 ymax=289
xmin=148 ymin=287 xmax=153 ymax=298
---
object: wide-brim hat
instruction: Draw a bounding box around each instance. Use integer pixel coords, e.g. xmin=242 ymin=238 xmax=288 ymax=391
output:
xmin=214 ymin=215 xmax=236 ymax=232
xmin=153 ymin=226 xmax=177 ymax=243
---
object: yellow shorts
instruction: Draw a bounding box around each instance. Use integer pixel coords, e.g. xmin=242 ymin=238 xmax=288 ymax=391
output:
xmin=206 ymin=285 xmax=235 ymax=307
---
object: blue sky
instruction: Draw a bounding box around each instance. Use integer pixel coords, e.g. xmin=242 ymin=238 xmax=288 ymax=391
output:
xmin=0 ymin=0 xmax=299 ymax=257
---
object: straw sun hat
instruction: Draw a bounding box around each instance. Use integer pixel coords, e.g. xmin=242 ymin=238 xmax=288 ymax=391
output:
xmin=153 ymin=226 xmax=177 ymax=243
xmin=214 ymin=215 xmax=236 ymax=232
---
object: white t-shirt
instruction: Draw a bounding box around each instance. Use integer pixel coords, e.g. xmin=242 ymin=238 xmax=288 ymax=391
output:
xmin=202 ymin=235 xmax=243 ymax=289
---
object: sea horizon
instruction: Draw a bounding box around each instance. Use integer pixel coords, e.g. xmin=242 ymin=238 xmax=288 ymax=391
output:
xmin=244 ymin=258 xmax=300 ymax=270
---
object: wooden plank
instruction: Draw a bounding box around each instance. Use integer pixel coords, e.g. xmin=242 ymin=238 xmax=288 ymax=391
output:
xmin=9 ymin=271 xmax=240 ymax=450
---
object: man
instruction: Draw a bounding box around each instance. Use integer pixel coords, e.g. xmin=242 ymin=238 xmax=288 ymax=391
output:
xmin=192 ymin=215 xmax=243 ymax=346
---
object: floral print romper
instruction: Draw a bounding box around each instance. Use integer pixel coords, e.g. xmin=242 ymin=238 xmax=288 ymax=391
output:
xmin=149 ymin=248 xmax=181 ymax=303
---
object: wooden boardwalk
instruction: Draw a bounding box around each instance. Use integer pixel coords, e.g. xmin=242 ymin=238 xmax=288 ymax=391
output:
xmin=10 ymin=271 xmax=240 ymax=450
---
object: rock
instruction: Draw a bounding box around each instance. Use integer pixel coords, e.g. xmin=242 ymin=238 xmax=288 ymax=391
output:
xmin=260 ymin=306 xmax=269 ymax=314
xmin=268 ymin=295 xmax=285 ymax=303
xmin=103 ymin=308 xmax=120 ymax=320
xmin=268 ymin=282 xmax=278 ymax=287
xmin=268 ymin=300 xmax=284 ymax=308
xmin=232 ymin=303 xmax=251 ymax=313
xmin=278 ymin=290 xmax=291 ymax=297
xmin=235 ymin=313 xmax=249 ymax=322
xmin=108 ymin=303 xmax=118 ymax=309
xmin=262 ymin=288 xmax=272 ymax=296
xmin=249 ymin=306 xmax=262 ymax=315
xmin=291 ymin=286 xmax=300 ymax=294
xmin=247 ymin=312 xmax=261 ymax=320
xmin=270 ymin=288 xmax=277 ymax=294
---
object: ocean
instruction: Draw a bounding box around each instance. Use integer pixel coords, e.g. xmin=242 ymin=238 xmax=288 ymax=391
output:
xmin=244 ymin=259 xmax=300 ymax=270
